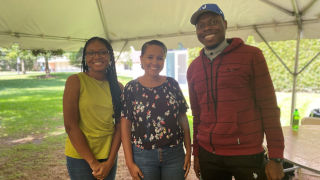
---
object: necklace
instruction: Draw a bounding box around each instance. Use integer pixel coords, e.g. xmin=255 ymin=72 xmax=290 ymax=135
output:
xmin=95 ymin=79 xmax=108 ymax=89
xmin=84 ymin=72 xmax=108 ymax=89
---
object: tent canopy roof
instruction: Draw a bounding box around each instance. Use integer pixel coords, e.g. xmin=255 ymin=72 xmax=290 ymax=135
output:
xmin=0 ymin=0 xmax=319 ymax=51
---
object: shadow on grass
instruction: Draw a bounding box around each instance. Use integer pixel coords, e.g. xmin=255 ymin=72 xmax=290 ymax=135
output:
xmin=0 ymin=90 xmax=64 ymax=137
xmin=0 ymin=133 xmax=68 ymax=180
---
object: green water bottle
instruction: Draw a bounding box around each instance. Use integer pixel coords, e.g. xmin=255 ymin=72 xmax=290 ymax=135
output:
xmin=292 ymin=109 xmax=300 ymax=131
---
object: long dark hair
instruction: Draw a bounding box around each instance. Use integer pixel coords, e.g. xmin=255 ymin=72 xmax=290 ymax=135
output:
xmin=81 ymin=37 xmax=122 ymax=123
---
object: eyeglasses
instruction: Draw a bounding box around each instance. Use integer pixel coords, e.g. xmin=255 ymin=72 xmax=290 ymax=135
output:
xmin=85 ymin=50 xmax=109 ymax=57
xmin=196 ymin=19 xmax=220 ymax=31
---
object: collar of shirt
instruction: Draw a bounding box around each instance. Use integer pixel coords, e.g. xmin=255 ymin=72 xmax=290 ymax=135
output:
xmin=204 ymin=39 xmax=229 ymax=61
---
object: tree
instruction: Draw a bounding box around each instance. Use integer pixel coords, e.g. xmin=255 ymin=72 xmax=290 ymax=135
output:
xmin=68 ymin=47 xmax=83 ymax=68
xmin=32 ymin=49 xmax=64 ymax=77
xmin=1 ymin=44 xmax=36 ymax=73
xmin=187 ymin=47 xmax=202 ymax=66
xmin=187 ymin=37 xmax=320 ymax=92
xmin=246 ymin=37 xmax=320 ymax=92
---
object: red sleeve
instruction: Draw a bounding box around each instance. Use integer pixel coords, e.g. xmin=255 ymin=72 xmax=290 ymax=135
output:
xmin=253 ymin=50 xmax=284 ymax=158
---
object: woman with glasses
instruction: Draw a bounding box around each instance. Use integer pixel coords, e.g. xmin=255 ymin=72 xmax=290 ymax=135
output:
xmin=63 ymin=37 xmax=122 ymax=180
xmin=121 ymin=40 xmax=191 ymax=180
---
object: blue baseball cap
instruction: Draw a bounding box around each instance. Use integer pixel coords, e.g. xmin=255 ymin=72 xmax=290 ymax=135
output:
xmin=190 ymin=4 xmax=225 ymax=25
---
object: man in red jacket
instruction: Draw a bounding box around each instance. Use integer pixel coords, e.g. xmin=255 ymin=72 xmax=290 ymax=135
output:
xmin=187 ymin=3 xmax=285 ymax=180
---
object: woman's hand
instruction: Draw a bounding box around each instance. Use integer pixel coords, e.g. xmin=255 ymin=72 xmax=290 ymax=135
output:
xmin=178 ymin=113 xmax=192 ymax=178
xmin=193 ymin=156 xmax=201 ymax=179
xmin=89 ymin=160 xmax=104 ymax=179
xmin=184 ymin=151 xmax=191 ymax=178
xmin=92 ymin=159 xmax=114 ymax=180
xmin=127 ymin=162 xmax=144 ymax=180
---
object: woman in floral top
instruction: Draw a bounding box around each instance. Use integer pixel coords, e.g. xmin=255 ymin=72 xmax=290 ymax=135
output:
xmin=121 ymin=40 xmax=191 ymax=180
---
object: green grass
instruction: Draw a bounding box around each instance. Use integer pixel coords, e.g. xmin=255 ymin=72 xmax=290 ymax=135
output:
xmin=0 ymin=73 xmax=68 ymax=138
xmin=0 ymin=72 xmax=133 ymax=179
xmin=0 ymin=73 xmax=132 ymax=138
xmin=0 ymin=72 xmax=319 ymax=179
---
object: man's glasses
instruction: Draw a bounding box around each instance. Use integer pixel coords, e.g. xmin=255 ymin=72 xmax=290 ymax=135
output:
xmin=85 ymin=50 xmax=109 ymax=57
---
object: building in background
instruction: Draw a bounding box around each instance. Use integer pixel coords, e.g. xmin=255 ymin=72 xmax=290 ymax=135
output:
xmin=37 ymin=56 xmax=80 ymax=72
xmin=116 ymin=49 xmax=188 ymax=84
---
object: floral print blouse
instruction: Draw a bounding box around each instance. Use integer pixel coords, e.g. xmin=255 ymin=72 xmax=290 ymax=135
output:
xmin=121 ymin=77 xmax=188 ymax=150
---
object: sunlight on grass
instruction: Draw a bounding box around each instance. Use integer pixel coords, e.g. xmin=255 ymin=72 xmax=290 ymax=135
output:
xmin=0 ymin=72 xmax=319 ymax=179
xmin=0 ymin=72 xmax=133 ymax=179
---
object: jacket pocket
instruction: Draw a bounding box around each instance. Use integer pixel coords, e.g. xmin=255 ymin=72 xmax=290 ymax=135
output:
xmin=213 ymin=110 xmax=238 ymax=135
xmin=209 ymin=111 xmax=239 ymax=146
xmin=238 ymin=108 xmax=262 ymax=134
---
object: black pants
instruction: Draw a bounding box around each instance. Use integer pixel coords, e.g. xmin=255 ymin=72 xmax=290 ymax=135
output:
xmin=199 ymin=146 xmax=267 ymax=180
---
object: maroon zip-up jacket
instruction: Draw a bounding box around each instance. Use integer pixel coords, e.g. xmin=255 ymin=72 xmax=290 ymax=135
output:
xmin=187 ymin=38 xmax=284 ymax=159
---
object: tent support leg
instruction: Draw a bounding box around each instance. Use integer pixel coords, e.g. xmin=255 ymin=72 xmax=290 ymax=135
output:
xmin=115 ymin=40 xmax=128 ymax=63
xmin=290 ymin=28 xmax=302 ymax=125
xmin=254 ymin=27 xmax=293 ymax=74
xmin=298 ymin=52 xmax=320 ymax=74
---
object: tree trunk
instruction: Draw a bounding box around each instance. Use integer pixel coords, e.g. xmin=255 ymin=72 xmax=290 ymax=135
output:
xmin=17 ymin=57 xmax=20 ymax=74
xmin=45 ymin=56 xmax=50 ymax=77
xmin=21 ymin=59 xmax=26 ymax=74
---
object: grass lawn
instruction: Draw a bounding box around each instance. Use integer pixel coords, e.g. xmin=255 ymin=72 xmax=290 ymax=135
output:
xmin=0 ymin=72 xmax=319 ymax=179
xmin=0 ymin=72 xmax=132 ymax=180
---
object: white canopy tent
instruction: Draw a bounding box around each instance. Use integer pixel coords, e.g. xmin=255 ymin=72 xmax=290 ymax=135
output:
xmin=1 ymin=0 xmax=320 ymax=51
xmin=1 ymin=0 xmax=320 ymax=122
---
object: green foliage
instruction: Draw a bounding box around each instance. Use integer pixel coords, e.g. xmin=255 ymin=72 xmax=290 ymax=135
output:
xmin=31 ymin=49 xmax=64 ymax=57
xmin=31 ymin=49 xmax=64 ymax=76
xmin=246 ymin=37 xmax=320 ymax=92
xmin=187 ymin=47 xmax=202 ymax=65
xmin=0 ymin=44 xmax=37 ymax=71
xmin=187 ymin=37 xmax=320 ymax=92
xmin=118 ymin=51 xmax=133 ymax=70
xmin=68 ymin=47 xmax=83 ymax=68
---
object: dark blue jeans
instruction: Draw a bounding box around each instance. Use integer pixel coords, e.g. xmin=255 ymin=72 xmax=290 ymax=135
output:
xmin=66 ymin=156 xmax=117 ymax=180
xmin=132 ymin=143 xmax=185 ymax=180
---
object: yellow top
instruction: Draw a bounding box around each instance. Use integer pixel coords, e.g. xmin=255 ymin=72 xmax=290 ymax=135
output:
xmin=65 ymin=72 xmax=114 ymax=159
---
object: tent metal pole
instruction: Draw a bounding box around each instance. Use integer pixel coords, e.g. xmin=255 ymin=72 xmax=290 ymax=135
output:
xmin=260 ymin=0 xmax=294 ymax=16
xmin=301 ymin=0 xmax=318 ymax=15
xmin=290 ymin=27 xmax=302 ymax=125
xmin=289 ymin=0 xmax=304 ymax=125
xmin=96 ymin=0 xmax=110 ymax=41
xmin=115 ymin=40 xmax=128 ymax=63
xmin=254 ymin=27 xmax=293 ymax=74
xmin=298 ymin=52 xmax=320 ymax=74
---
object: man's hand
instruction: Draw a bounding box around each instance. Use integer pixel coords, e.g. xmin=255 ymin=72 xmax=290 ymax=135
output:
xmin=265 ymin=160 xmax=284 ymax=180
xmin=194 ymin=156 xmax=201 ymax=179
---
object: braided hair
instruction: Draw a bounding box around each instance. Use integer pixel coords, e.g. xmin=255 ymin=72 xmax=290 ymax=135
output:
xmin=81 ymin=37 xmax=122 ymax=123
